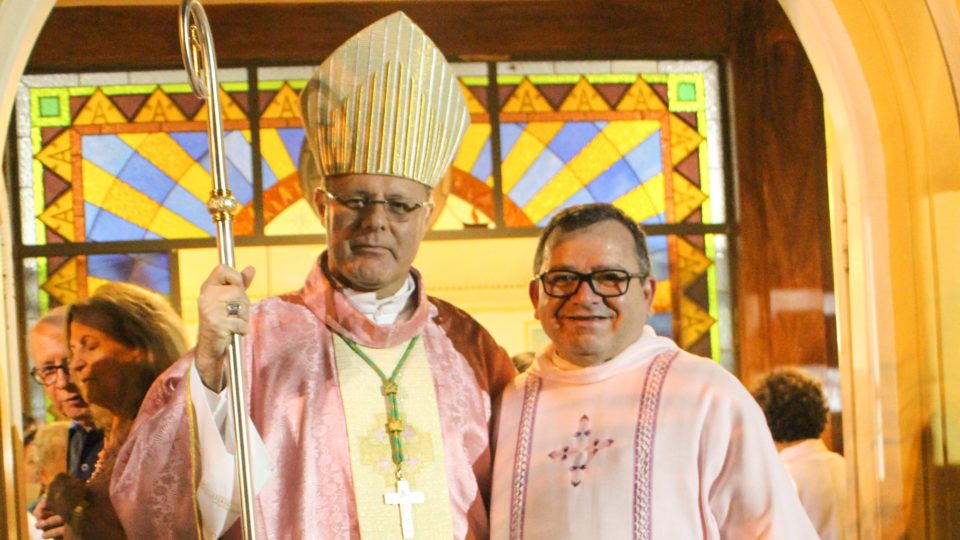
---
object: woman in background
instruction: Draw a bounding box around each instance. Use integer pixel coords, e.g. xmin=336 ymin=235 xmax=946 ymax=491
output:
xmin=46 ymin=282 xmax=187 ymax=539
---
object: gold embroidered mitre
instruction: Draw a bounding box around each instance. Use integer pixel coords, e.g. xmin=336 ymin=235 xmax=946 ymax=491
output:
xmin=298 ymin=11 xmax=469 ymax=202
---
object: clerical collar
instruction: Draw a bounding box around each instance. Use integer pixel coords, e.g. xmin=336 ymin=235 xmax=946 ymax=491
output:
xmin=342 ymin=274 xmax=416 ymax=325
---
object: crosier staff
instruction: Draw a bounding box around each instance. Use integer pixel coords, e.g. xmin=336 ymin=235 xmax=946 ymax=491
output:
xmin=178 ymin=1 xmax=258 ymax=538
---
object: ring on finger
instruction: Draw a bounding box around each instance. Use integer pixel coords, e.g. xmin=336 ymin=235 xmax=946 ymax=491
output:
xmin=226 ymin=302 xmax=242 ymax=317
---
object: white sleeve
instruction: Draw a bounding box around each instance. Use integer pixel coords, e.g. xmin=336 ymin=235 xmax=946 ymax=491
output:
xmin=702 ymin=376 xmax=819 ymax=539
xmin=189 ymin=362 xmax=275 ymax=539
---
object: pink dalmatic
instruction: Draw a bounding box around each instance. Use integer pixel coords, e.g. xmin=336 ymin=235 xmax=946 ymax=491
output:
xmin=111 ymin=253 xmax=516 ymax=539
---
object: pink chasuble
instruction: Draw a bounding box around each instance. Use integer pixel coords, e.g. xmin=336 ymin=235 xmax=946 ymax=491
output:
xmin=111 ymin=253 xmax=516 ymax=539
xmin=490 ymin=327 xmax=818 ymax=540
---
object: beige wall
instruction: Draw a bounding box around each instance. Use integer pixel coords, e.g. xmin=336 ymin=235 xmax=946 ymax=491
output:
xmin=174 ymin=238 xmax=541 ymax=357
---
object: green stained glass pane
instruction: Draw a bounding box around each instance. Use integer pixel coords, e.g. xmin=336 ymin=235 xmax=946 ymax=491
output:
xmin=678 ymin=81 xmax=697 ymax=101
xmin=38 ymin=96 xmax=60 ymax=117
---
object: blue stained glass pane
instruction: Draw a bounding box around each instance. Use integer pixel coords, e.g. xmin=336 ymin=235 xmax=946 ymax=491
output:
xmin=623 ymin=131 xmax=663 ymax=182
xmin=226 ymin=160 xmax=253 ymax=204
xmin=84 ymin=202 xmax=101 ymax=236
xmin=594 ymin=121 xmax=609 ymax=130
xmin=562 ymin=187 xmax=597 ymax=207
xmin=277 ymin=128 xmax=306 ymax=165
xmin=647 ymin=232 xmax=672 ymax=339
xmin=498 ymin=123 xmax=526 ymax=160
xmin=82 ymin=135 xmax=136 ymax=177
xmin=88 ymin=253 xmax=134 ymax=282
xmin=648 ymin=312 xmax=673 ymax=338
xmin=547 ymin=122 xmax=600 ymax=163
xmin=585 ymin=159 xmax=639 ymax=202
xmin=117 ymin=153 xmax=176 ymax=205
xmin=131 ymin=252 xmax=168 ymax=271
xmin=509 ymin=150 xmax=564 ymax=207
xmin=224 ymin=131 xmax=254 ymax=184
xmin=536 ymin=188 xmax=595 ymax=226
xmin=198 ymin=131 xmax=253 ymax=194
xmin=87 ymin=206 xmax=148 ymax=241
xmin=261 ymin=157 xmax=279 ymax=190
xmin=647 ymin=234 xmax=668 ymax=251
xmin=642 ymin=212 xmax=666 ymax=225
xmin=647 ymin=235 xmax=669 ymax=279
xmin=162 ymin=185 xmax=215 ymax=235
xmin=87 ymin=253 xmax=170 ymax=294
xmin=469 ymin=140 xmax=493 ymax=181
xmin=169 ymin=132 xmax=209 ymax=161
xmin=144 ymin=231 xmax=163 ymax=240
xmin=128 ymin=254 xmax=170 ymax=294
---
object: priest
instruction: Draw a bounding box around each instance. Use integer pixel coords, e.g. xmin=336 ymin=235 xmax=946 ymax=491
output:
xmin=111 ymin=12 xmax=515 ymax=539
xmin=490 ymin=204 xmax=817 ymax=539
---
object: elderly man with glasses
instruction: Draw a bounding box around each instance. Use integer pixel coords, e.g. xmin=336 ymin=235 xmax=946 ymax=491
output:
xmin=27 ymin=306 xmax=104 ymax=538
xmin=490 ymin=203 xmax=817 ymax=539
xmin=111 ymin=12 xmax=515 ymax=539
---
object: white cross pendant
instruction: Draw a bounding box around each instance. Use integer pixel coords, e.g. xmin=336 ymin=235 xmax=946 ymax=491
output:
xmin=384 ymin=479 xmax=425 ymax=539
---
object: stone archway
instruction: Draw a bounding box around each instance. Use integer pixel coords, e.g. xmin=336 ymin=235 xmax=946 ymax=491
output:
xmin=778 ymin=0 xmax=960 ymax=537
xmin=0 ymin=3 xmax=55 ymax=535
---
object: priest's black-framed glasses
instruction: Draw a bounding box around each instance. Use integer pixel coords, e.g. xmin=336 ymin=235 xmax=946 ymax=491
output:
xmin=535 ymin=269 xmax=647 ymax=298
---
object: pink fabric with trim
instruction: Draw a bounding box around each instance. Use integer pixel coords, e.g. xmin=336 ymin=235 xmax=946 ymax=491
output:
xmin=111 ymin=253 xmax=515 ymax=539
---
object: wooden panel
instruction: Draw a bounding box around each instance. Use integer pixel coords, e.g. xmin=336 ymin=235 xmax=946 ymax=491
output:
xmin=29 ymin=1 xmax=734 ymax=71
xmin=729 ymin=0 xmax=836 ymax=385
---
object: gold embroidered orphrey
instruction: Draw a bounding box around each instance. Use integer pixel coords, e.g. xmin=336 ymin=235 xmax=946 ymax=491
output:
xmin=341 ymin=336 xmax=424 ymax=538
xmin=333 ymin=333 xmax=454 ymax=540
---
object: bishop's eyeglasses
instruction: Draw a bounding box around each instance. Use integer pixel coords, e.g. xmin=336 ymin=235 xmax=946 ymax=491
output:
xmin=321 ymin=190 xmax=433 ymax=222
xmin=30 ymin=359 xmax=70 ymax=386
xmin=535 ymin=269 xmax=646 ymax=298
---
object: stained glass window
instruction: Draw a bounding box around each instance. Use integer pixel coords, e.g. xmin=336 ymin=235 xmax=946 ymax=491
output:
xmin=495 ymin=60 xmax=724 ymax=226
xmin=22 ymin=252 xmax=173 ymax=314
xmin=17 ymin=70 xmax=254 ymax=245
xmin=647 ymin=234 xmax=731 ymax=362
xmin=254 ymin=64 xmax=496 ymax=234
xmin=14 ymin=59 xmax=733 ymax=411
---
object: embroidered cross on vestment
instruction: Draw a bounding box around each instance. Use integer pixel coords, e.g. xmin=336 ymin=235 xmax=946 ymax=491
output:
xmin=548 ymin=414 xmax=614 ymax=487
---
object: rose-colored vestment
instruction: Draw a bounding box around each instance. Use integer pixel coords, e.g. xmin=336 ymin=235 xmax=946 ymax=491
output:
xmin=111 ymin=256 xmax=515 ymax=538
xmin=490 ymin=327 xmax=818 ymax=539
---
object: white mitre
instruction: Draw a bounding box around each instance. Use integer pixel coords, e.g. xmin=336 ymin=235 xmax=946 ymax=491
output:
xmin=298 ymin=11 xmax=469 ymax=210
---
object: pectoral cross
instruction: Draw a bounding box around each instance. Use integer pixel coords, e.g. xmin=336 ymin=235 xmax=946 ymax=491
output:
xmin=384 ymin=479 xmax=424 ymax=539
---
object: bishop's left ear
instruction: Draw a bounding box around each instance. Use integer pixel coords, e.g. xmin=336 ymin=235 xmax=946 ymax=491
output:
xmin=315 ymin=187 xmax=328 ymax=220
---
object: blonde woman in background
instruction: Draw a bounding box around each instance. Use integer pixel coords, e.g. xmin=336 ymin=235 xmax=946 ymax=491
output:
xmin=45 ymin=282 xmax=187 ymax=539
